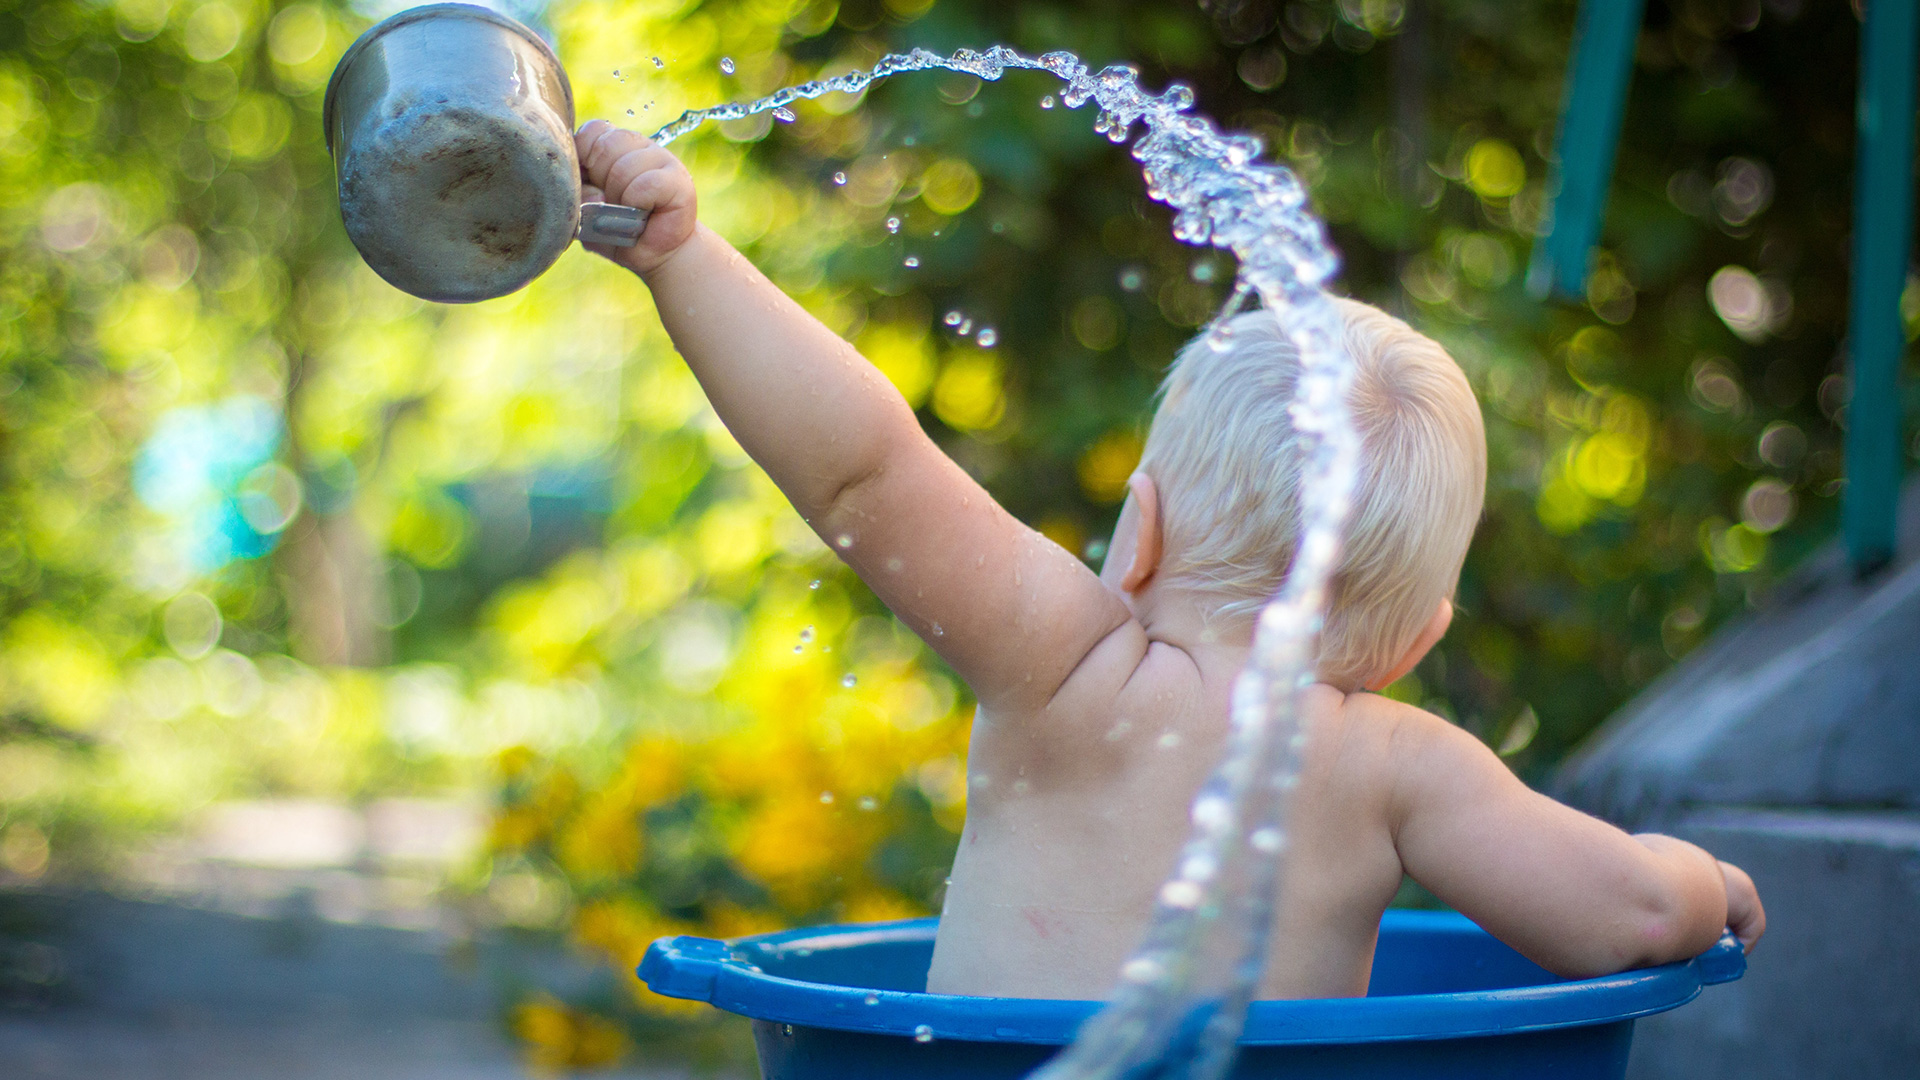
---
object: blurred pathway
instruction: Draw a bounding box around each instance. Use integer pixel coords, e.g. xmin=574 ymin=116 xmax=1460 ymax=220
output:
xmin=0 ymin=890 xmax=704 ymax=1080
xmin=0 ymin=799 xmax=729 ymax=1079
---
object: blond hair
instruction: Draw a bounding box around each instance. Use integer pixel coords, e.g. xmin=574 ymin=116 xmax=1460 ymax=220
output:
xmin=1137 ymin=298 xmax=1486 ymax=691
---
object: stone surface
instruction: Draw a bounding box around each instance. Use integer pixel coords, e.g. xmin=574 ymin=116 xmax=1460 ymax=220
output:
xmin=1556 ymin=496 xmax=1920 ymax=824
xmin=0 ymin=889 xmax=732 ymax=1079
xmin=1624 ymin=808 xmax=1920 ymax=1080
xmin=1557 ymin=487 xmax=1920 ymax=1077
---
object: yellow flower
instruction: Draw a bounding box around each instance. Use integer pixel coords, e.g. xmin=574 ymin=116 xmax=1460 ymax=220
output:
xmin=842 ymin=888 xmax=928 ymax=924
xmin=1465 ymin=139 xmax=1525 ymax=199
xmin=933 ymin=353 xmax=1005 ymax=431
xmin=732 ymin=789 xmax=876 ymax=908
xmin=1076 ymin=430 xmax=1143 ymax=504
xmin=572 ymin=899 xmax=710 ymax=1017
xmin=555 ymin=791 xmax=643 ymax=882
xmin=511 ymin=995 xmax=629 ymax=1071
xmin=919 ymin=159 xmax=982 ymax=215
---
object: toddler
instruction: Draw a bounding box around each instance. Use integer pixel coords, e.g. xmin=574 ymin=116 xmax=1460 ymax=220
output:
xmin=573 ymin=121 xmax=1764 ymax=999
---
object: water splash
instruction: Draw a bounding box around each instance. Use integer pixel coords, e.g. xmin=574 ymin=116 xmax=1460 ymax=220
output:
xmin=652 ymin=45 xmax=1356 ymax=1080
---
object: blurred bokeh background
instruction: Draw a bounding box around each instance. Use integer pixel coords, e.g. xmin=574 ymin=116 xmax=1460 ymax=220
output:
xmin=0 ymin=0 xmax=1892 ymax=1074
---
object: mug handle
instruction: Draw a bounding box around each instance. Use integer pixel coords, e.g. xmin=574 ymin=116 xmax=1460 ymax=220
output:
xmin=579 ymin=202 xmax=649 ymax=247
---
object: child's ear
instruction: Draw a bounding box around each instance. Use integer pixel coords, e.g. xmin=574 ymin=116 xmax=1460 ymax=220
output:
xmin=1120 ymin=472 xmax=1163 ymax=593
xmin=1367 ymin=599 xmax=1453 ymax=692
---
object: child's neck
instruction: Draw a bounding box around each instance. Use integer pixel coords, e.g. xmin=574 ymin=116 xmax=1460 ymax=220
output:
xmin=1128 ymin=580 xmax=1254 ymax=663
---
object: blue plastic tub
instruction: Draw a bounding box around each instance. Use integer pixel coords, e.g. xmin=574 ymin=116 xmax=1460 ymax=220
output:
xmin=640 ymin=910 xmax=1745 ymax=1080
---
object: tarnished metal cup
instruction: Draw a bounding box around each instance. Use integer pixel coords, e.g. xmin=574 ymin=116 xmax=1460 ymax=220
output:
xmin=324 ymin=3 xmax=581 ymax=303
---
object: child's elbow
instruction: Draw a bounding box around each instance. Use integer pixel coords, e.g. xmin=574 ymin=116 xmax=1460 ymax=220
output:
xmin=1620 ymin=876 xmax=1727 ymax=971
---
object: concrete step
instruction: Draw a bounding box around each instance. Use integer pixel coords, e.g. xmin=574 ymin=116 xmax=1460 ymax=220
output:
xmin=1625 ymin=807 xmax=1920 ymax=1080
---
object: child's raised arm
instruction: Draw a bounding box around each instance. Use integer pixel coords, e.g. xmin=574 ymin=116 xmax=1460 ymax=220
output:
xmin=1384 ymin=704 xmax=1763 ymax=977
xmin=576 ymin=122 xmax=1133 ymax=714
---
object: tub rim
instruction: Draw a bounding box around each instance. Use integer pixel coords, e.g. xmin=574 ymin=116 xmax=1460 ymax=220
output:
xmin=639 ymin=910 xmax=1744 ymax=1047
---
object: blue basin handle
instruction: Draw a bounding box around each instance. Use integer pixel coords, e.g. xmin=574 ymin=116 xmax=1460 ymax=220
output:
xmin=1694 ymin=929 xmax=1746 ymax=987
xmin=637 ymin=934 xmax=733 ymax=1002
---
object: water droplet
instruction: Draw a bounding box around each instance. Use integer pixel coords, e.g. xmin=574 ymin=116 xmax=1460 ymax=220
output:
xmin=773 ymin=106 xmax=797 ymax=123
xmin=626 ymin=109 xmax=635 ymax=116
xmin=809 ymin=579 xmax=822 ymax=589
xmin=719 ymin=56 xmax=735 ymax=74
xmin=944 ymin=311 xmax=963 ymax=326
xmin=932 ymin=622 xmax=944 ymax=636
xmin=975 ymin=328 xmax=997 ymax=347
xmin=1040 ymin=94 xmax=1056 ymax=109
xmin=1119 ymin=268 xmax=1145 ymax=291
xmin=835 ymin=534 xmax=853 ymax=548
xmin=902 ymin=135 xmax=917 ymax=147
xmin=1250 ymin=827 xmax=1284 ymax=853
xmin=651 ymin=56 xmax=664 ymax=69
xmin=782 ymin=1023 xmax=794 ymax=1036
xmin=799 ymin=625 xmax=814 ymax=642
xmin=913 ymin=1025 xmax=934 ymax=1043
xmin=1157 ymin=731 xmax=1181 ymax=749
xmin=903 ymin=256 xmax=920 ymax=268
xmin=819 ymin=791 xmax=835 ymax=804
xmin=957 ymin=318 xmax=973 ymax=336
xmin=1159 ymin=880 xmax=1203 ymax=908
xmin=858 ymin=796 xmax=877 ymax=811
xmin=885 ymin=216 xmax=901 ymax=233
xmin=1191 ymin=261 xmax=1216 ymax=283
xmin=793 ymin=644 xmax=804 ymax=653
xmin=842 ymin=673 xmax=857 ymax=688
xmin=1121 ymin=957 xmax=1164 ymax=984
xmin=832 ymin=171 xmax=847 ymax=185
xmin=864 ymin=992 xmax=880 ymax=1005
xmin=612 ymin=69 xmax=621 ymax=77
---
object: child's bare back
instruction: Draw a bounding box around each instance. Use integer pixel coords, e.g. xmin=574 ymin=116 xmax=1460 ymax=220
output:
xmin=573 ymin=120 xmax=1764 ymax=1002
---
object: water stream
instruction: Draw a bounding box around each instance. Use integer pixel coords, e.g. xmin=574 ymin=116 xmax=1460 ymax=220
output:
xmin=655 ymin=47 xmax=1359 ymax=1080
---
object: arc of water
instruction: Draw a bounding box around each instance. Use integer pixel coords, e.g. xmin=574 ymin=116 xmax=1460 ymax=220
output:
xmin=655 ymin=47 xmax=1358 ymax=1080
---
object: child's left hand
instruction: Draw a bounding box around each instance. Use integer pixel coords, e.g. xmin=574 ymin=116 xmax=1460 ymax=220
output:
xmin=574 ymin=120 xmax=698 ymax=277
xmin=1720 ymin=859 xmax=1765 ymax=952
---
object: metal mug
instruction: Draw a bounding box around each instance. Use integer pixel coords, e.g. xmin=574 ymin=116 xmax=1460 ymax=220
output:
xmin=323 ymin=3 xmax=643 ymax=304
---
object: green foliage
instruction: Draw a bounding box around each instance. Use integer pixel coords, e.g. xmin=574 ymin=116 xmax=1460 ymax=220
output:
xmin=0 ymin=0 xmax=1903 ymax=1066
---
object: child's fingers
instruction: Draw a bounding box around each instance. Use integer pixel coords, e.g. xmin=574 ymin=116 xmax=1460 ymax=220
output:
xmin=576 ymin=122 xmax=670 ymax=186
xmin=1718 ymin=860 xmax=1765 ymax=951
xmin=581 ymin=182 xmax=606 ymax=203
xmin=599 ymin=145 xmax=681 ymax=209
xmin=574 ymin=120 xmax=628 ymax=175
xmin=615 ymin=167 xmax=684 ymax=218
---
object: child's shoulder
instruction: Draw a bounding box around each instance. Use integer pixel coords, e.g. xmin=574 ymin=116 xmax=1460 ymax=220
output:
xmin=1300 ymin=684 xmax=1447 ymax=738
xmin=1298 ymin=687 xmax=1485 ymax=791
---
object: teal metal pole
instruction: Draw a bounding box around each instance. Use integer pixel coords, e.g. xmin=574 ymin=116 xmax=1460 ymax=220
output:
xmin=1844 ymin=0 xmax=1918 ymax=576
xmin=1526 ymin=0 xmax=1647 ymax=300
